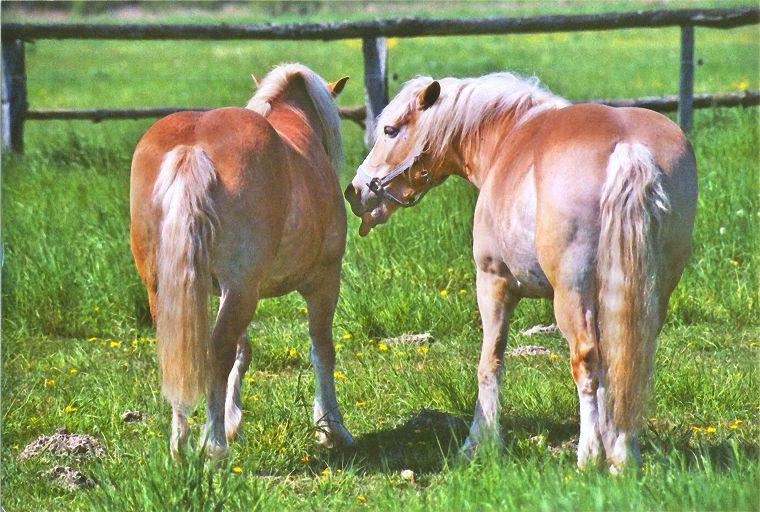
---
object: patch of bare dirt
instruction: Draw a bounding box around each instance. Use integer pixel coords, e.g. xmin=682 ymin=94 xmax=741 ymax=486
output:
xmin=380 ymin=333 xmax=434 ymax=345
xmin=520 ymin=323 xmax=560 ymax=336
xmin=17 ymin=428 xmax=105 ymax=462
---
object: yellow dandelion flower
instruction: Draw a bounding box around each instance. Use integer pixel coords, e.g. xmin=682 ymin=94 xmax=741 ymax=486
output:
xmin=94 ymin=306 xmax=101 ymax=313
xmin=459 ymin=289 xmax=467 ymax=295
xmin=550 ymin=353 xmax=558 ymax=360
xmin=706 ymin=426 xmax=716 ymax=433
xmin=45 ymin=378 xmax=56 ymax=386
xmin=69 ymin=368 xmax=78 ymax=374
xmin=378 ymin=343 xmax=388 ymax=351
xmin=321 ymin=467 xmax=331 ymax=476
xmin=285 ymin=347 xmax=297 ymax=358
xmin=342 ymin=333 xmax=352 ymax=340
xmin=355 ymin=351 xmax=364 ymax=357
xmin=378 ymin=418 xmax=385 ymax=424
xmin=735 ymin=419 xmax=743 ymax=424
xmin=386 ymin=37 xmax=399 ymax=48
xmin=65 ymin=404 xmax=78 ymax=413
xmin=415 ymin=346 xmax=429 ymax=354
xmin=109 ymin=341 xmax=121 ymax=348
xmin=564 ymin=474 xmax=572 ymax=481
xmin=356 ymin=495 xmax=367 ymax=504
xmin=87 ymin=337 xmax=97 ymax=342
xmin=440 ymin=289 xmax=448 ymax=296
xmin=729 ymin=424 xmax=738 ymax=430
xmin=232 ymin=466 xmax=242 ymax=474
xmin=279 ymin=447 xmax=287 ymax=453
xmin=735 ymin=78 xmax=749 ymax=91
xmin=355 ymin=401 xmax=367 ymax=407
xmin=335 ymin=343 xmax=344 ymax=350
xmin=648 ymin=417 xmax=657 ymax=422
xmin=300 ymin=454 xmax=310 ymax=462
xmin=691 ymin=426 xmax=703 ymax=432
xmin=334 ymin=370 xmax=347 ymax=380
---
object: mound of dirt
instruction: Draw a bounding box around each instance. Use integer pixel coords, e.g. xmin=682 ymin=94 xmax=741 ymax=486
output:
xmin=509 ymin=345 xmax=552 ymax=357
xmin=44 ymin=465 xmax=96 ymax=490
xmin=17 ymin=428 xmax=105 ymax=462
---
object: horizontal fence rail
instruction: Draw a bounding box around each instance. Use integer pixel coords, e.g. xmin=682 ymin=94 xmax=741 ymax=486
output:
xmin=23 ymin=91 xmax=760 ymax=124
xmin=2 ymin=8 xmax=758 ymax=41
xmin=2 ymin=7 xmax=759 ymax=152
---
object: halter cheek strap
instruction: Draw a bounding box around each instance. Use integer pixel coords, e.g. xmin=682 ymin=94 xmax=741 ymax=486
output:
xmin=358 ymin=154 xmax=432 ymax=208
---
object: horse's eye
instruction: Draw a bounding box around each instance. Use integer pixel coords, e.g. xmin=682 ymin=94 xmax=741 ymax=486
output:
xmin=384 ymin=125 xmax=399 ymax=138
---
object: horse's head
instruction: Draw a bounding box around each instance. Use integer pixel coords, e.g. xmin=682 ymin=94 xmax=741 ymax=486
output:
xmin=345 ymin=78 xmax=445 ymax=236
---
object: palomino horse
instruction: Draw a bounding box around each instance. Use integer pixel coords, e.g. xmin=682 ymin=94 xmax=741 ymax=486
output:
xmin=345 ymin=72 xmax=697 ymax=471
xmin=130 ymin=64 xmax=354 ymax=459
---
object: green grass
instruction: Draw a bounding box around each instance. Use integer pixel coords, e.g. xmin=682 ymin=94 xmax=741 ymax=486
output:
xmin=2 ymin=3 xmax=759 ymax=511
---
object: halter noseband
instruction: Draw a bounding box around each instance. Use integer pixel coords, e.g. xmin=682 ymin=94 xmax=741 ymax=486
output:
xmin=363 ymin=154 xmax=431 ymax=208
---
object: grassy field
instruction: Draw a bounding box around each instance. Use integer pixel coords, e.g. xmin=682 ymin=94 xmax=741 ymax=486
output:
xmin=2 ymin=2 xmax=758 ymax=510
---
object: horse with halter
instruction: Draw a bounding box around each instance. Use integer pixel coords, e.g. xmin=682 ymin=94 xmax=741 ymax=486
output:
xmin=130 ymin=63 xmax=353 ymax=459
xmin=345 ymin=72 xmax=697 ymax=471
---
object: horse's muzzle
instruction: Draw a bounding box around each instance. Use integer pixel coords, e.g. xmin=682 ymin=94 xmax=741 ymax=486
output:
xmin=344 ymin=183 xmax=365 ymax=217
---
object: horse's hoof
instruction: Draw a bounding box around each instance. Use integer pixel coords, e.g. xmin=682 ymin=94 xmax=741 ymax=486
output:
xmin=316 ymin=424 xmax=355 ymax=449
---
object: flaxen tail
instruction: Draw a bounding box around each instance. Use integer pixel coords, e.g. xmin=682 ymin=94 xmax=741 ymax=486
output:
xmin=597 ymin=143 xmax=670 ymax=432
xmin=152 ymin=145 xmax=219 ymax=408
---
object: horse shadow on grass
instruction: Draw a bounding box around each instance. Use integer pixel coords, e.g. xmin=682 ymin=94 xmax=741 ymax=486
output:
xmin=314 ymin=408 xmax=581 ymax=477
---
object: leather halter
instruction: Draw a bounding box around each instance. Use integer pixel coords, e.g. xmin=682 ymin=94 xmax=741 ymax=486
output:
xmin=361 ymin=154 xmax=431 ymax=208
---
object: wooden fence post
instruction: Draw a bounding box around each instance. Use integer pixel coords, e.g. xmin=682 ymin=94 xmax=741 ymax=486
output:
xmin=2 ymin=39 xmax=27 ymax=153
xmin=678 ymin=25 xmax=694 ymax=133
xmin=362 ymin=37 xmax=388 ymax=147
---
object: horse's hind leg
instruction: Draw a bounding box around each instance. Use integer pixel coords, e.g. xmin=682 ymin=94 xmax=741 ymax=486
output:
xmin=301 ymin=263 xmax=354 ymax=448
xmin=553 ymin=286 xmax=604 ymax=469
xmin=204 ymin=286 xmax=259 ymax=459
xmin=225 ymin=332 xmax=252 ymax=442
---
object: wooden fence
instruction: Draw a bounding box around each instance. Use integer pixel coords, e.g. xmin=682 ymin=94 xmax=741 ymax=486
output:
xmin=2 ymin=7 xmax=759 ymax=152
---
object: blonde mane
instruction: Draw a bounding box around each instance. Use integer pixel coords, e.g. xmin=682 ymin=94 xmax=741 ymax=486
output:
xmin=377 ymin=72 xmax=570 ymax=163
xmin=246 ymin=63 xmax=343 ymax=173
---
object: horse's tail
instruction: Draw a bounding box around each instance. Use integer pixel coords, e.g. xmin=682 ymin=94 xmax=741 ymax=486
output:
xmin=152 ymin=145 xmax=219 ymax=409
xmin=596 ymin=142 xmax=670 ymax=432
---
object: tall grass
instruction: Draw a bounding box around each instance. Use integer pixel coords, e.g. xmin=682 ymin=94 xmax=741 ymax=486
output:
xmin=2 ymin=4 xmax=758 ymax=511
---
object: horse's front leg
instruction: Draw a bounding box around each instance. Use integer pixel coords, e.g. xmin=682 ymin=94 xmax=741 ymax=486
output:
xmin=460 ymin=265 xmax=519 ymax=458
xmin=301 ymin=263 xmax=354 ymax=448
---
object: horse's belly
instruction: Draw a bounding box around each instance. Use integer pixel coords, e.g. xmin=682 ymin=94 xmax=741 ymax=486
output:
xmin=505 ymin=259 xmax=553 ymax=298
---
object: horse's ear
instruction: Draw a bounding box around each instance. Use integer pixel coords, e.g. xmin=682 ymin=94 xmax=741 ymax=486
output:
xmin=251 ymin=74 xmax=262 ymax=88
xmin=417 ymin=81 xmax=440 ymax=110
xmin=328 ymin=76 xmax=350 ymax=97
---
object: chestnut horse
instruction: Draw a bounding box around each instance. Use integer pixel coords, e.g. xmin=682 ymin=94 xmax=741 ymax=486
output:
xmin=345 ymin=72 xmax=697 ymax=471
xmin=130 ymin=64 xmax=353 ymax=459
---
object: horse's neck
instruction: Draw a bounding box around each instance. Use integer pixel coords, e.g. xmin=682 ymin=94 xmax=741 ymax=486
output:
xmin=449 ymin=110 xmax=526 ymax=189
xmin=267 ymin=103 xmax=332 ymax=178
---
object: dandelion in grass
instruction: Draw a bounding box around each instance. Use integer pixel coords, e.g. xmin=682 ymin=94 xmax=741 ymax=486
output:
xmin=94 ymin=306 xmax=100 ymax=313
xmin=44 ymin=378 xmax=56 ymax=386
xmin=459 ymin=288 xmax=467 ymax=295
xmin=342 ymin=332 xmax=352 ymax=340
xmin=69 ymin=368 xmax=78 ymax=374
xmin=356 ymin=495 xmax=367 ymax=504
xmin=378 ymin=343 xmax=388 ymax=351
xmin=109 ymin=341 xmax=121 ymax=348
xmin=550 ymin=353 xmax=559 ymax=360
xmin=355 ymin=351 xmax=364 ymax=358
xmin=65 ymin=404 xmax=78 ymax=413
xmin=232 ymin=466 xmax=242 ymax=474
xmin=416 ymin=346 xmax=429 ymax=354
xmin=649 ymin=417 xmax=657 ymax=422
xmin=321 ymin=468 xmax=331 ymax=476
xmin=87 ymin=337 xmax=97 ymax=342
xmin=285 ymin=347 xmax=297 ymax=358
xmin=691 ymin=426 xmax=703 ymax=432
xmin=706 ymin=426 xmax=716 ymax=433
xmin=439 ymin=289 xmax=448 ymax=297
xmin=334 ymin=370 xmax=347 ymax=380
xmin=355 ymin=401 xmax=367 ymax=407
xmin=300 ymin=454 xmax=310 ymax=463
xmin=335 ymin=343 xmax=344 ymax=350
